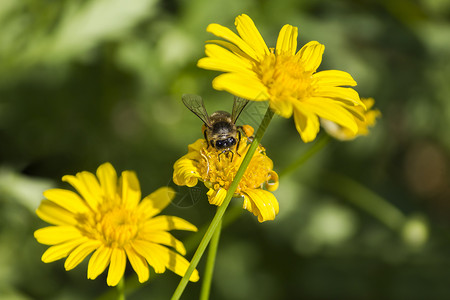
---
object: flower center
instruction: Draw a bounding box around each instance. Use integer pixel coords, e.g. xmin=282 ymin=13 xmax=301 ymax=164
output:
xmin=257 ymin=52 xmax=313 ymax=101
xmin=100 ymin=208 xmax=139 ymax=247
xmin=198 ymin=137 xmax=273 ymax=194
xmin=77 ymin=204 xmax=142 ymax=248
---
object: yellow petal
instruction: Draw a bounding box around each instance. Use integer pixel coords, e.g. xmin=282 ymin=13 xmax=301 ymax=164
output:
xmin=138 ymin=187 xmax=175 ymax=218
xmin=144 ymin=215 xmax=198 ymax=232
xmin=173 ymin=168 xmax=199 ymax=188
xmin=43 ymin=189 xmax=90 ymax=214
xmin=313 ymin=86 xmax=365 ymax=108
xmin=344 ymin=103 xmax=366 ymax=122
xmin=187 ymin=139 xmax=207 ymax=152
xmin=96 ymin=162 xmax=117 ymax=203
xmin=268 ymin=97 xmax=294 ymax=118
xmin=296 ymin=41 xmax=325 ymax=72
xmin=276 ymin=24 xmax=298 ymax=55
xmin=206 ymin=39 xmax=254 ymax=60
xmin=64 ymin=239 xmax=101 ymax=271
xmin=87 ymin=245 xmax=113 ymax=280
xmin=312 ymin=70 xmax=357 ymax=87
xmin=197 ymin=44 xmax=254 ymax=74
xmin=362 ymin=97 xmax=375 ymax=110
xmin=212 ymin=73 xmax=269 ymax=101
xmin=120 ymin=171 xmax=141 ymax=210
xmin=131 ymin=240 xmax=166 ymax=273
xmin=266 ymin=171 xmax=279 ymax=192
xmin=293 ymin=104 xmax=320 ymax=143
xmin=36 ymin=200 xmax=77 ymax=226
xmin=302 ymin=98 xmax=358 ymax=134
xmin=139 ymin=231 xmax=186 ymax=255
xmin=147 ymin=243 xmax=199 ymax=282
xmin=206 ymin=23 xmax=259 ymax=61
xmin=41 ymin=237 xmax=88 ymax=263
xmin=242 ymin=189 xmax=279 ymax=222
xmin=124 ymin=245 xmax=149 ymax=283
xmin=208 ymin=188 xmax=227 ymax=206
xmin=107 ymin=248 xmax=126 ymax=286
xmin=235 ymin=14 xmax=269 ymax=59
xmin=34 ymin=226 xmax=82 ymax=245
xmin=62 ymin=172 xmax=101 ymax=210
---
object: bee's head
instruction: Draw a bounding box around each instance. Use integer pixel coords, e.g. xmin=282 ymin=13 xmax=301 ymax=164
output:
xmin=215 ymin=137 xmax=236 ymax=150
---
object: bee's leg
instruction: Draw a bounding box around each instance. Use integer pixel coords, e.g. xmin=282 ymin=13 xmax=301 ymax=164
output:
xmin=203 ymin=130 xmax=213 ymax=148
xmin=229 ymin=149 xmax=234 ymax=162
xmin=218 ymin=150 xmax=224 ymax=162
xmin=238 ymin=125 xmax=254 ymax=143
xmin=235 ymin=131 xmax=242 ymax=158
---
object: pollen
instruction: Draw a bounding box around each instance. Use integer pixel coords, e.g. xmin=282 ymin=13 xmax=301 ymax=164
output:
xmin=173 ymin=133 xmax=280 ymax=222
xmin=99 ymin=208 xmax=140 ymax=247
xmin=75 ymin=204 xmax=142 ymax=248
xmin=198 ymin=138 xmax=273 ymax=195
xmin=257 ymin=52 xmax=313 ymax=101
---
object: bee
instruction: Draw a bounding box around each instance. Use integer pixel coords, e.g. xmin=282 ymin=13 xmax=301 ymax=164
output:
xmin=182 ymin=94 xmax=253 ymax=160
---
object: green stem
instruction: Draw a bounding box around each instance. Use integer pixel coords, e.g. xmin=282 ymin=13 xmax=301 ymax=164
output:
xmin=117 ymin=277 xmax=125 ymax=300
xmin=279 ymin=133 xmax=330 ymax=178
xmin=199 ymin=217 xmax=222 ymax=300
xmin=170 ymin=107 xmax=275 ymax=300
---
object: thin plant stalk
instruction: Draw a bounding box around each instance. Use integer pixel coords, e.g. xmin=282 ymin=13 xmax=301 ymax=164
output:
xmin=199 ymin=217 xmax=222 ymax=300
xmin=170 ymin=106 xmax=275 ymax=300
xmin=279 ymin=133 xmax=330 ymax=178
xmin=117 ymin=277 xmax=125 ymax=300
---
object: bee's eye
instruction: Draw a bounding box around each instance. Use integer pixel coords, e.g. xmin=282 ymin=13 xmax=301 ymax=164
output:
xmin=215 ymin=140 xmax=225 ymax=148
xmin=227 ymin=137 xmax=236 ymax=146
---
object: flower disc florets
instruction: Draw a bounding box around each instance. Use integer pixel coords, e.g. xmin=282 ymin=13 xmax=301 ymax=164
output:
xmin=173 ymin=135 xmax=279 ymax=222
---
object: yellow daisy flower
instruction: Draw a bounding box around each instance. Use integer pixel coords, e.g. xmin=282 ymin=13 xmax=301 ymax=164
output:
xmin=34 ymin=162 xmax=199 ymax=286
xmin=321 ymin=98 xmax=381 ymax=141
xmin=173 ymin=135 xmax=279 ymax=222
xmin=197 ymin=14 xmax=366 ymax=143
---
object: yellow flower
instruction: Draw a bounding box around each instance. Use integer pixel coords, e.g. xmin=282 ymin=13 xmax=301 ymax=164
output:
xmin=34 ymin=162 xmax=199 ymax=286
xmin=173 ymin=135 xmax=279 ymax=222
xmin=321 ymin=98 xmax=381 ymax=141
xmin=198 ymin=14 xmax=366 ymax=143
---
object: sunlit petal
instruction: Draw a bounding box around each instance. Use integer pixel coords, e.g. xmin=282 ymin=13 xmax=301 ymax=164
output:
xmin=276 ymin=24 xmax=298 ymax=55
xmin=87 ymin=245 xmax=113 ymax=280
xmin=120 ymin=170 xmax=141 ymax=210
xmin=64 ymin=239 xmax=101 ymax=271
xmin=296 ymin=41 xmax=325 ymax=72
xmin=43 ymin=189 xmax=90 ymax=214
xmin=206 ymin=23 xmax=259 ymax=61
xmin=144 ymin=215 xmax=198 ymax=232
xmin=34 ymin=226 xmax=82 ymax=245
xmin=96 ymin=162 xmax=117 ymax=203
xmin=242 ymin=189 xmax=279 ymax=222
xmin=212 ymin=73 xmax=269 ymax=101
xmin=41 ymin=237 xmax=88 ymax=263
xmin=106 ymin=248 xmax=126 ymax=286
xmin=235 ymin=14 xmax=269 ymax=59
xmin=36 ymin=200 xmax=77 ymax=226
xmin=138 ymin=187 xmax=175 ymax=218
xmin=124 ymin=245 xmax=149 ymax=283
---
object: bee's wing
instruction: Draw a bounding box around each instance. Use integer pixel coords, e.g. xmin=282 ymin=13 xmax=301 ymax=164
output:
xmin=238 ymin=100 xmax=269 ymax=129
xmin=182 ymin=94 xmax=211 ymax=126
xmin=231 ymin=96 xmax=250 ymax=124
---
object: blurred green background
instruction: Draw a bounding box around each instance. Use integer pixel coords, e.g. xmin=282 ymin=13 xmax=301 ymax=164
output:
xmin=1 ymin=0 xmax=450 ymax=299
